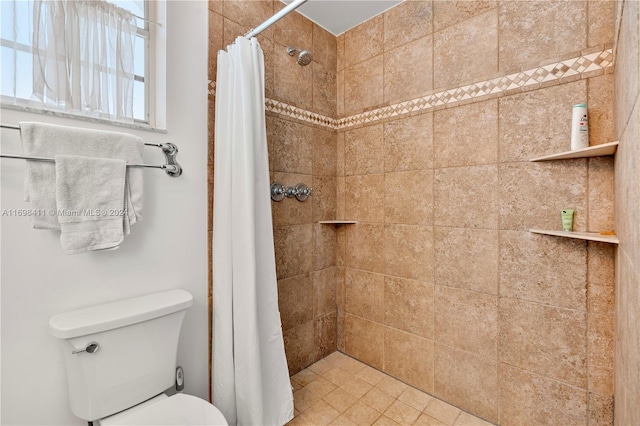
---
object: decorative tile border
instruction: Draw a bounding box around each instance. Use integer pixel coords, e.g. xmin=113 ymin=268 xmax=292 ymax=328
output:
xmin=207 ymin=80 xmax=336 ymax=128
xmin=264 ymin=99 xmax=335 ymax=128
xmin=213 ymin=47 xmax=613 ymax=131
xmin=335 ymin=47 xmax=613 ymax=130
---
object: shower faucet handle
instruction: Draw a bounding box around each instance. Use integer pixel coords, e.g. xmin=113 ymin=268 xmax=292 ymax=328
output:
xmin=271 ymin=182 xmax=285 ymax=201
xmin=298 ymin=186 xmax=312 ymax=196
xmin=295 ymin=183 xmax=312 ymax=201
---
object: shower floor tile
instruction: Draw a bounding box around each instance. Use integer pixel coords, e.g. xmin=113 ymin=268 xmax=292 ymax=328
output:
xmin=287 ymin=352 xmax=494 ymax=426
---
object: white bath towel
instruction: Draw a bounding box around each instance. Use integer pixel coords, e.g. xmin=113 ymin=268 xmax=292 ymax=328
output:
xmin=55 ymin=155 xmax=127 ymax=254
xmin=20 ymin=122 xmax=144 ymax=234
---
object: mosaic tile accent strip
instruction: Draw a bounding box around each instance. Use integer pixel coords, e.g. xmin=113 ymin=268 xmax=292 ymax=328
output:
xmin=265 ymin=99 xmax=335 ymax=128
xmin=334 ymin=48 xmax=613 ymax=130
xmin=211 ymin=48 xmax=613 ymax=131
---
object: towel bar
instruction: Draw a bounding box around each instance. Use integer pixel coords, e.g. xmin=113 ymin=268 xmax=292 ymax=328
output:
xmin=0 ymin=123 xmax=182 ymax=177
xmin=0 ymin=153 xmax=179 ymax=173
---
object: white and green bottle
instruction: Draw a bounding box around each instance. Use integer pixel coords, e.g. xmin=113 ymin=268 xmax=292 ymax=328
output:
xmin=571 ymin=103 xmax=589 ymax=150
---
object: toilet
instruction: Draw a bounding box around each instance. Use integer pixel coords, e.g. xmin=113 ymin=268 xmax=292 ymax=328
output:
xmin=49 ymin=289 xmax=228 ymax=425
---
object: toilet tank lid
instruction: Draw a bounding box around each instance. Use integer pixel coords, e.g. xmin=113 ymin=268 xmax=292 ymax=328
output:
xmin=49 ymin=290 xmax=193 ymax=339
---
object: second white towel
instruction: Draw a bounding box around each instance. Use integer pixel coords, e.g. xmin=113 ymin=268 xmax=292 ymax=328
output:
xmin=55 ymin=155 xmax=127 ymax=254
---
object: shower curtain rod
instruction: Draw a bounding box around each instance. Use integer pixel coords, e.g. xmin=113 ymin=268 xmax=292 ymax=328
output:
xmin=245 ymin=0 xmax=310 ymax=38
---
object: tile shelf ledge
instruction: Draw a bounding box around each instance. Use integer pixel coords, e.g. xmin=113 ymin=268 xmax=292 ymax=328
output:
xmin=318 ymin=220 xmax=358 ymax=225
xmin=529 ymin=141 xmax=618 ymax=161
xmin=529 ymin=229 xmax=619 ymax=244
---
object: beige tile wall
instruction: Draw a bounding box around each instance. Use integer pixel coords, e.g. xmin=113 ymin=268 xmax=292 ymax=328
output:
xmin=208 ymin=1 xmax=622 ymax=424
xmin=613 ymin=0 xmax=640 ymax=425
xmin=208 ymin=0 xmax=338 ymax=377
xmin=336 ymin=1 xmax=615 ymax=424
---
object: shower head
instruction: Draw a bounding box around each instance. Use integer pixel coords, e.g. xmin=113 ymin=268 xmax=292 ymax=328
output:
xmin=296 ymin=50 xmax=313 ymax=66
xmin=286 ymin=46 xmax=313 ymax=66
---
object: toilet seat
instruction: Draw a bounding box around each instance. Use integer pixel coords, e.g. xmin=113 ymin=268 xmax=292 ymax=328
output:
xmin=100 ymin=393 xmax=228 ymax=425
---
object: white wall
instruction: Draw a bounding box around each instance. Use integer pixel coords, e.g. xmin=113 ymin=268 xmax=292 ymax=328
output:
xmin=0 ymin=2 xmax=209 ymax=424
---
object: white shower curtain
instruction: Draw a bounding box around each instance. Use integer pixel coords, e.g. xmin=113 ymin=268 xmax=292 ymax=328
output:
xmin=212 ymin=36 xmax=294 ymax=426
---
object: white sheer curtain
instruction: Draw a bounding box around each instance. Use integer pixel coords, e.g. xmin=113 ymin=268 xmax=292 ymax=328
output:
xmin=31 ymin=0 xmax=136 ymax=122
xmin=212 ymin=36 xmax=294 ymax=426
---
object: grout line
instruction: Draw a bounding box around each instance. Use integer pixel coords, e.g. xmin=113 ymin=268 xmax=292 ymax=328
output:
xmin=612 ymin=0 xmax=625 ymax=60
xmin=585 ymin=70 xmax=592 ymax=405
xmin=498 ymin=360 xmax=589 ymax=393
xmin=498 ymin=294 xmax=589 ymax=315
xmin=495 ymin=76 xmax=503 ymax=426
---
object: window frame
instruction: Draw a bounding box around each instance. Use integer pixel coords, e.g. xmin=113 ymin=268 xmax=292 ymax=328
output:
xmin=134 ymin=0 xmax=151 ymax=124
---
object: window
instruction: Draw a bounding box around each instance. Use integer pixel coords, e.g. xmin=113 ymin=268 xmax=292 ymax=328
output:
xmin=0 ymin=0 xmax=151 ymax=124
xmin=112 ymin=0 xmax=150 ymax=122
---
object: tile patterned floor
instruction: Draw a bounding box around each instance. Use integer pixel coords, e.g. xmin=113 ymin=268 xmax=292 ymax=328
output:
xmin=287 ymin=352 xmax=494 ymax=426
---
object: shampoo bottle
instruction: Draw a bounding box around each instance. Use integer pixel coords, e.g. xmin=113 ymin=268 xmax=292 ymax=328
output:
xmin=571 ymin=103 xmax=589 ymax=150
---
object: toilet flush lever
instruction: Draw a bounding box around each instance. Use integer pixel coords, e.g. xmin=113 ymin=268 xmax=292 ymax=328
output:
xmin=72 ymin=342 xmax=99 ymax=355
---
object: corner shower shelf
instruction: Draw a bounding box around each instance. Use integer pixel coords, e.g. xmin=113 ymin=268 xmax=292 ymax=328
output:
xmin=529 ymin=141 xmax=618 ymax=161
xmin=528 ymin=141 xmax=619 ymax=244
xmin=318 ymin=220 xmax=358 ymax=225
xmin=529 ymin=229 xmax=619 ymax=244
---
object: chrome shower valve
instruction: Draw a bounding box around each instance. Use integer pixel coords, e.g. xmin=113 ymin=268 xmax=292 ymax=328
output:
xmin=270 ymin=182 xmax=312 ymax=202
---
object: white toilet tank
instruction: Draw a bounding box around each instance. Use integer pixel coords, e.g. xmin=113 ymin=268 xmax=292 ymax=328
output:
xmin=49 ymin=290 xmax=194 ymax=422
